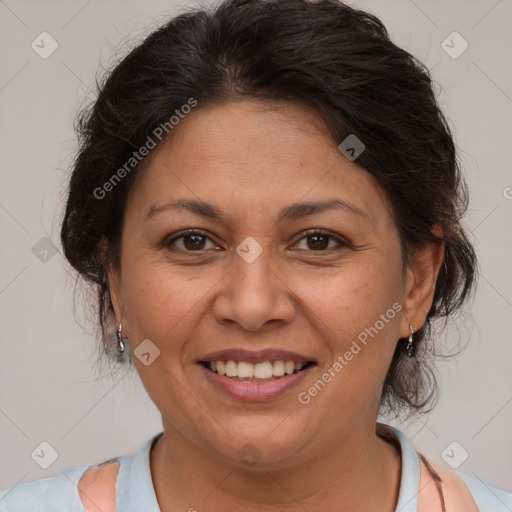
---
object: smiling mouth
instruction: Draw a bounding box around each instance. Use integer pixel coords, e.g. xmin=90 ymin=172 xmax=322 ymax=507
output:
xmin=199 ymin=360 xmax=317 ymax=381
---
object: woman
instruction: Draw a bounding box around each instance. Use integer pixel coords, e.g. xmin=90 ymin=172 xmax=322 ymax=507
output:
xmin=1 ymin=0 xmax=510 ymax=510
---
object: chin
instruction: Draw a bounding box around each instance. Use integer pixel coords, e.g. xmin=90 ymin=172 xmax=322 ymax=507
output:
xmin=206 ymin=425 xmax=311 ymax=470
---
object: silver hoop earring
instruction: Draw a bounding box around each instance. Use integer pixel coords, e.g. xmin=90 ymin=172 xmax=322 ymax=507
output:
xmin=117 ymin=322 xmax=126 ymax=353
xmin=406 ymin=324 xmax=414 ymax=358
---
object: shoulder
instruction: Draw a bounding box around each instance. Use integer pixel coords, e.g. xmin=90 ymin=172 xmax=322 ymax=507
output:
xmin=420 ymin=457 xmax=512 ymax=512
xmin=0 ymin=464 xmax=89 ymax=511
xmin=456 ymin=471 xmax=512 ymax=512
xmin=0 ymin=460 xmax=120 ymax=512
xmin=0 ymin=435 xmax=160 ymax=512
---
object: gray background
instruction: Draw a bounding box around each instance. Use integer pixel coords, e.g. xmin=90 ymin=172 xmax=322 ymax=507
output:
xmin=1 ymin=0 xmax=511 ymax=495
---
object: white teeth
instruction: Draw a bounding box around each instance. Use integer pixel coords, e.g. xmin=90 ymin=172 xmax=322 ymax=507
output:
xmin=225 ymin=361 xmax=238 ymax=377
xmin=254 ymin=362 xmax=273 ymax=379
xmin=273 ymin=361 xmax=285 ymax=377
xmin=237 ymin=361 xmax=254 ymax=378
xmin=206 ymin=360 xmax=309 ymax=380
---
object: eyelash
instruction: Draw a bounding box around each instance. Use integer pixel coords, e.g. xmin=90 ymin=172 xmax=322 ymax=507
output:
xmin=164 ymin=228 xmax=349 ymax=253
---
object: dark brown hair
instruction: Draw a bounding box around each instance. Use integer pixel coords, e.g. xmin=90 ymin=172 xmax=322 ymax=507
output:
xmin=60 ymin=0 xmax=477 ymax=417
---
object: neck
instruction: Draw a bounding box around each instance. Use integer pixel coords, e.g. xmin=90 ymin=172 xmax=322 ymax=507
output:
xmin=150 ymin=420 xmax=402 ymax=512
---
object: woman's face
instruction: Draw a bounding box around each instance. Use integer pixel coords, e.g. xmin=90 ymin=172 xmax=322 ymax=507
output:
xmin=109 ymin=99 xmax=438 ymax=467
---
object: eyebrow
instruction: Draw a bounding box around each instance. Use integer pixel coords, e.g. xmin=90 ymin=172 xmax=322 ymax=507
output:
xmin=145 ymin=198 xmax=371 ymax=223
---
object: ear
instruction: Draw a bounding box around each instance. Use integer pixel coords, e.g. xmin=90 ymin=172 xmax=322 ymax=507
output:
xmin=399 ymin=229 xmax=444 ymax=338
xmin=99 ymin=237 xmax=125 ymax=326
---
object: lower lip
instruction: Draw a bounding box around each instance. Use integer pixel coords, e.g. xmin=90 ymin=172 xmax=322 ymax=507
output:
xmin=198 ymin=363 xmax=315 ymax=402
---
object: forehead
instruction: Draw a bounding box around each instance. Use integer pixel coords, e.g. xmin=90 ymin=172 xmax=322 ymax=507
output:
xmin=126 ymin=99 xmax=394 ymax=226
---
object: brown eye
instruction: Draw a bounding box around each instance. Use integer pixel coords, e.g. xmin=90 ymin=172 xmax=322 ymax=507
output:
xmin=182 ymin=234 xmax=207 ymax=250
xmin=293 ymin=230 xmax=347 ymax=252
xmin=306 ymin=234 xmax=330 ymax=250
xmin=165 ymin=230 xmax=219 ymax=252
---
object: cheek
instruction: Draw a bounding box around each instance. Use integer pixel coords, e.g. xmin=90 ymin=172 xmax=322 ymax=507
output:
xmin=296 ymin=252 xmax=404 ymax=405
xmin=301 ymin=255 xmax=403 ymax=343
xmin=121 ymin=254 xmax=208 ymax=341
xmin=119 ymin=258 xmax=203 ymax=405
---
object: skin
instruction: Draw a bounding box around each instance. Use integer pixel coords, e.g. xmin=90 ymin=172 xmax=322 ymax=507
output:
xmin=105 ymin=99 xmax=445 ymax=511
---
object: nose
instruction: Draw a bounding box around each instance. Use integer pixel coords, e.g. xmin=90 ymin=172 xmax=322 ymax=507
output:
xmin=212 ymin=245 xmax=296 ymax=333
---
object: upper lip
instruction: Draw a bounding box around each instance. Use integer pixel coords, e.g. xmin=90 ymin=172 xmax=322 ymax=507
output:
xmin=197 ymin=348 xmax=316 ymax=365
